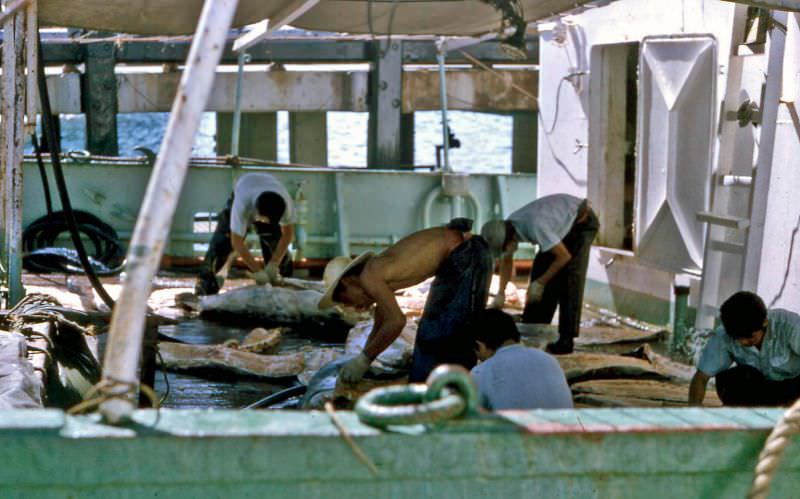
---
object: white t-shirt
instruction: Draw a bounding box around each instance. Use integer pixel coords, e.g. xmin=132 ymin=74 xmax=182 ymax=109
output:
xmin=471 ymin=344 xmax=574 ymax=410
xmin=230 ymin=173 xmax=295 ymax=237
xmin=508 ymin=194 xmax=583 ymax=252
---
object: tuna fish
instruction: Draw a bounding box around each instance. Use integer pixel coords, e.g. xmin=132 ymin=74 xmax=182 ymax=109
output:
xmin=176 ymin=284 xmax=368 ymax=340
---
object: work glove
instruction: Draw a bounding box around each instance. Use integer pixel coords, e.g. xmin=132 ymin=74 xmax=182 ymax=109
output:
xmin=340 ymin=352 xmax=372 ymax=383
xmin=246 ymin=269 xmax=271 ymax=286
xmin=526 ymin=280 xmax=546 ymax=305
xmin=265 ymin=261 xmax=281 ymax=284
xmin=490 ymin=292 xmax=506 ymax=309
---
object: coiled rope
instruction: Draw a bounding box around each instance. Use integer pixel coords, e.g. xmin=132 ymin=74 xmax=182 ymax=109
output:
xmin=749 ymin=398 xmax=800 ymax=499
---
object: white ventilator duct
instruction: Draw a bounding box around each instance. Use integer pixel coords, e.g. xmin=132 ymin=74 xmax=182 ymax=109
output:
xmin=38 ymin=0 xmax=596 ymax=36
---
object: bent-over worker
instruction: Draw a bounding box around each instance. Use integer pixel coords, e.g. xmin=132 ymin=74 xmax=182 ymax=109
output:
xmin=318 ymin=218 xmax=492 ymax=383
xmin=689 ymin=291 xmax=800 ymax=407
xmin=195 ymin=172 xmax=295 ymax=295
xmin=480 ymin=193 xmax=598 ymax=354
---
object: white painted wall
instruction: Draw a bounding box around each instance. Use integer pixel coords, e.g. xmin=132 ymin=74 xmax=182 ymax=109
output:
xmin=536 ymin=0 xmax=773 ymax=315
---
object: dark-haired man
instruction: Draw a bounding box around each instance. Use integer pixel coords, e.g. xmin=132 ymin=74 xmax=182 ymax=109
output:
xmin=689 ymin=291 xmax=800 ymax=406
xmin=470 ymin=308 xmax=573 ymax=410
xmin=318 ymin=218 xmax=492 ymax=383
xmin=195 ymin=172 xmax=295 ymax=295
xmin=480 ymin=194 xmax=598 ymax=355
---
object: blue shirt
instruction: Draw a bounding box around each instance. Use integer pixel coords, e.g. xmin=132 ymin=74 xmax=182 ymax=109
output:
xmin=471 ymin=343 xmax=574 ymax=410
xmin=697 ymin=309 xmax=800 ymax=381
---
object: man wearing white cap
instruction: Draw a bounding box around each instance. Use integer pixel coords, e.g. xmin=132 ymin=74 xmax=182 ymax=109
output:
xmin=480 ymin=194 xmax=598 ymax=354
xmin=319 ymin=218 xmax=492 ymax=383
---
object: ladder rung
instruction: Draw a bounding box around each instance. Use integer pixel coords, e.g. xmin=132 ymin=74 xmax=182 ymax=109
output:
xmin=735 ymin=43 xmax=765 ymax=56
xmin=696 ymin=211 xmax=750 ymax=229
xmin=709 ymin=239 xmax=745 ymax=254
xmin=719 ymin=174 xmax=752 ymax=187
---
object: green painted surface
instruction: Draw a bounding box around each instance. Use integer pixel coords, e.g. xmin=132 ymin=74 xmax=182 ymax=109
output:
xmin=21 ymin=160 xmax=537 ymax=259
xmin=585 ymin=278 xmax=673 ymax=326
xmin=0 ymin=408 xmax=797 ymax=497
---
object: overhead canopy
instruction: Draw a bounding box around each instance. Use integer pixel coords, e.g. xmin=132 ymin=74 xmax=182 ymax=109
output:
xmin=39 ymin=0 xmax=595 ymax=36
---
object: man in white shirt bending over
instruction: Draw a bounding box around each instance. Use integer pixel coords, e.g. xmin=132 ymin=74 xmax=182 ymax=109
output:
xmin=470 ymin=308 xmax=573 ymax=410
xmin=480 ymin=194 xmax=598 ymax=354
xmin=195 ymin=172 xmax=295 ymax=295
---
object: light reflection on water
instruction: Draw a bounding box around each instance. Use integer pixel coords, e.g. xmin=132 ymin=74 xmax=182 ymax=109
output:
xmin=155 ymin=319 xmax=324 ymax=409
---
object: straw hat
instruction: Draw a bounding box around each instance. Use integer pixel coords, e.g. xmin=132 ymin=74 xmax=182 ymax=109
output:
xmin=318 ymin=252 xmax=374 ymax=309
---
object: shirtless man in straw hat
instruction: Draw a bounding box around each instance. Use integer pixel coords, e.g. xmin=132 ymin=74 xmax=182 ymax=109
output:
xmin=319 ymin=218 xmax=492 ymax=383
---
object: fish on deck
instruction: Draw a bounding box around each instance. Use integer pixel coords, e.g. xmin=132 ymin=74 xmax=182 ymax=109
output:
xmin=176 ymin=284 xmax=367 ymax=340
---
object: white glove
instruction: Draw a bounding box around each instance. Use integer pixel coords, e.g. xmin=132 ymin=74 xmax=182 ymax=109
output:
xmin=340 ymin=353 xmax=371 ymax=383
xmin=246 ymin=269 xmax=271 ymax=285
xmin=265 ymin=261 xmax=281 ymax=284
xmin=490 ymin=292 xmax=505 ymax=309
xmin=526 ymin=280 xmax=546 ymax=304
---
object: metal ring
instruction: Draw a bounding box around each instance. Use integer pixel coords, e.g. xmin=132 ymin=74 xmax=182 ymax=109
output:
xmin=423 ymin=364 xmax=479 ymax=415
xmin=355 ymin=384 xmax=465 ymax=428
xmin=355 ymin=364 xmax=478 ymax=428
xmin=66 ymin=149 xmax=92 ymax=163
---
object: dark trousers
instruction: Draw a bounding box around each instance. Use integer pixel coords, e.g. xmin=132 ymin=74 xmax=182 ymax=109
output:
xmin=715 ymin=364 xmax=800 ymax=407
xmin=196 ymin=195 xmax=289 ymax=295
xmin=522 ymin=208 xmax=599 ymax=343
xmin=409 ymin=234 xmax=493 ymax=382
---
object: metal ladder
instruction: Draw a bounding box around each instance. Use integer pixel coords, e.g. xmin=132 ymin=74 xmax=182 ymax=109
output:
xmin=695 ymin=5 xmax=789 ymax=329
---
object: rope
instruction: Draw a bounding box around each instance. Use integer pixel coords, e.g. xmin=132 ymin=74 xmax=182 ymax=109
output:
xmin=66 ymin=377 xmax=160 ymax=417
xmin=325 ymin=401 xmax=380 ymax=476
xmin=749 ymin=398 xmax=800 ymax=499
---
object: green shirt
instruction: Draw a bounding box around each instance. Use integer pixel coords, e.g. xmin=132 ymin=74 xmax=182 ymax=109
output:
xmin=698 ymin=309 xmax=800 ymax=381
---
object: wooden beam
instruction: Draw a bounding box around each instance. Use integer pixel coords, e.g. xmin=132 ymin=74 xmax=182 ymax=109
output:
xmin=37 ymin=69 xmax=537 ymax=114
xmin=722 ymin=0 xmax=800 ymax=11
xmin=368 ymin=41 xmax=403 ymax=168
xmin=232 ymin=0 xmax=320 ymax=52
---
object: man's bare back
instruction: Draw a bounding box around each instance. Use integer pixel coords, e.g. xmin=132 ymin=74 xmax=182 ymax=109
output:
xmin=368 ymin=227 xmax=468 ymax=291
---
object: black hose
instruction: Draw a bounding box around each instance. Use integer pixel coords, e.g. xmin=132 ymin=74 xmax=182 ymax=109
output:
xmin=31 ymin=134 xmax=53 ymax=216
xmin=35 ymin=31 xmax=115 ymax=309
xmin=242 ymin=384 xmax=307 ymax=410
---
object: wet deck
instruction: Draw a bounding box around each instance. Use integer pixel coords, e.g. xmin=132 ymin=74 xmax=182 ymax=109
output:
xmin=20 ymin=271 xmax=716 ymax=411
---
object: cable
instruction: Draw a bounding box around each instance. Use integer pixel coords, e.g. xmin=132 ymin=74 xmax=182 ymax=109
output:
xmin=30 ymin=133 xmax=53 ymax=216
xmin=35 ymin=29 xmax=116 ymax=308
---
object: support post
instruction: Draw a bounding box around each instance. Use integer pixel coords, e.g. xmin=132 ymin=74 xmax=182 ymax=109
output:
xmin=367 ymin=40 xmax=403 ymax=169
xmin=100 ymin=0 xmax=239 ymax=424
xmin=512 ymin=111 xmax=537 ymax=173
xmin=83 ymin=41 xmax=118 ymax=155
xmin=1 ymin=1 xmax=27 ymax=306
xmin=289 ymin=111 xmax=327 ymax=166
xmin=742 ymin=11 xmax=788 ymax=292
xmin=400 ymin=112 xmax=415 ymax=168
xmin=216 ymin=112 xmax=277 ymax=160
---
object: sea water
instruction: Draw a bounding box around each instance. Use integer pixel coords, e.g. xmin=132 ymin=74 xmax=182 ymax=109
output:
xmin=43 ymin=110 xmax=513 ymax=174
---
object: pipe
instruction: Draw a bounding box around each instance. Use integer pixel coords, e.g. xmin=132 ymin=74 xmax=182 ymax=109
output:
xmin=293 ymin=181 xmax=308 ymax=262
xmin=2 ymin=1 xmax=25 ymax=305
xmin=230 ymin=50 xmax=249 ymax=157
xmin=422 ymin=184 xmax=443 ymax=228
xmin=436 ymin=48 xmax=451 ymax=172
xmin=671 ymin=284 xmax=691 ymax=354
xmin=422 ymin=184 xmax=482 ymax=229
xmin=334 ymin=172 xmax=351 ymax=256
xmin=100 ymin=0 xmax=238 ymax=425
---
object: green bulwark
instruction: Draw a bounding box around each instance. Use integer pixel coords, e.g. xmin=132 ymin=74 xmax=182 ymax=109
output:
xmin=0 ymin=408 xmax=797 ymax=497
